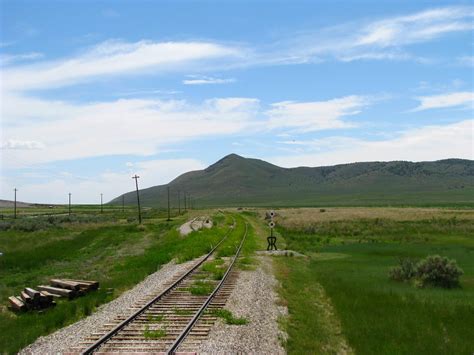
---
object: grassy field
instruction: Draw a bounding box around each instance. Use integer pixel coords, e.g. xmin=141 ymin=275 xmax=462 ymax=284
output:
xmin=274 ymin=208 xmax=474 ymax=354
xmin=0 ymin=209 xmax=238 ymax=353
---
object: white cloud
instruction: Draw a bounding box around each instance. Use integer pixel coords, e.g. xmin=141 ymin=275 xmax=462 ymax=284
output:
xmin=458 ymin=56 xmax=474 ymax=66
xmin=183 ymin=75 xmax=236 ymax=85
xmin=277 ymin=6 xmax=473 ymax=64
xmin=265 ymin=96 xmax=369 ymax=132
xmin=3 ymin=40 xmax=242 ymax=91
xmin=0 ymin=158 xmax=205 ymax=204
xmin=412 ymin=91 xmax=474 ymax=111
xmin=271 ymin=120 xmax=474 ymax=167
xmin=1 ymin=139 xmax=45 ymax=150
xmin=0 ymin=52 xmax=44 ymax=66
xmin=1 ymin=93 xmax=374 ymax=167
xmin=1 ymin=95 xmax=261 ymax=167
xmin=355 ymin=7 xmax=473 ymax=47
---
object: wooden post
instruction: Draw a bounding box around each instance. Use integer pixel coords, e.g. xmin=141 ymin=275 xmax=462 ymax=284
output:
xmin=132 ymin=175 xmax=142 ymax=224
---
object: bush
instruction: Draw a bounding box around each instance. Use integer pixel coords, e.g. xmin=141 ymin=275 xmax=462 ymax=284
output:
xmin=389 ymin=257 xmax=417 ymax=281
xmin=389 ymin=255 xmax=464 ymax=288
xmin=416 ymin=255 xmax=463 ymax=289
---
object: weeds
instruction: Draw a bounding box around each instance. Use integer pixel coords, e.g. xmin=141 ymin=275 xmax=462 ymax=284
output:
xmin=208 ymin=309 xmax=248 ymax=325
xmin=189 ymin=281 xmax=215 ymax=295
xmin=143 ymin=325 xmax=167 ymax=339
xmin=147 ymin=314 xmax=164 ymax=322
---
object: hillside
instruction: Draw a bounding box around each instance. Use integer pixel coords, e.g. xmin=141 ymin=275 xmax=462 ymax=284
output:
xmin=109 ymin=154 xmax=474 ymax=207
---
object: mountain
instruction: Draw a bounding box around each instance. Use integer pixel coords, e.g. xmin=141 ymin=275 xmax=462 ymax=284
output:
xmin=109 ymin=154 xmax=474 ymax=207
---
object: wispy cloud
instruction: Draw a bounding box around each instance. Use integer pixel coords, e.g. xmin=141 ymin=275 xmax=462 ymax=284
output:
xmin=183 ymin=75 xmax=235 ymax=85
xmin=2 ymin=92 xmax=375 ymax=167
xmin=275 ymin=6 xmax=473 ymax=64
xmin=412 ymin=91 xmax=474 ymax=111
xmin=0 ymin=52 xmax=44 ymax=66
xmin=266 ymin=96 xmax=370 ymax=132
xmin=1 ymin=139 xmax=45 ymax=150
xmin=1 ymin=158 xmax=206 ymax=204
xmin=271 ymin=120 xmax=474 ymax=167
xmin=458 ymin=55 xmax=474 ymax=66
xmin=3 ymin=40 xmax=243 ymax=91
xmin=1 ymin=95 xmax=260 ymax=167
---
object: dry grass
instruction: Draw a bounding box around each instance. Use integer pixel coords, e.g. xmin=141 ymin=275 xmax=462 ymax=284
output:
xmin=273 ymin=207 xmax=474 ymax=228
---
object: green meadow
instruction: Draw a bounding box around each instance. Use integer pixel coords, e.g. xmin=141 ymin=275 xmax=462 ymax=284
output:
xmin=0 ymin=210 xmax=239 ymax=354
xmin=275 ymin=210 xmax=474 ymax=354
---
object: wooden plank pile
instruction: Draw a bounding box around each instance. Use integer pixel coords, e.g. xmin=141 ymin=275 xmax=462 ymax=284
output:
xmin=8 ymin=279 xmax=99 ymax=312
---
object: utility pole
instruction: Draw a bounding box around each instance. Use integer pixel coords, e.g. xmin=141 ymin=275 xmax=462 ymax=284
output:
xmin=132 ymin=175 xmax=142 ymax=224
xmin=100 ymin=193 xmax=103 ymax=213
xmin=167 ymin=186 xmax=171 ymax=221
xmin=14 ymin=188 xmax=17 ymax=219
xmin=177 ymin=190 xmax=181 ymax=215
xmin=184 ymin=191 xmax=187 ymax=211
xmin=122 ymin=195 xmax=125 ymax=213
xmin=68 ymin=193 xmax=71 ymax=216
xmin=188 ymin=195 xmax=191 ymax=210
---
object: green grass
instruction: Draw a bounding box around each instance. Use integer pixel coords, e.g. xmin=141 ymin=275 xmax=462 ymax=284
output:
xmin=189 ymin=280 xmax=215 ymax=295
xmin=146 ymin=314 xmax=164 ymax=322
xmin=143 ymin=325 xmax=167 ymax=339
xmin=275 ymin=216 xmax=474 ymax=354
xmin=0 ymin=212 xmax=234 ymax=354
xmin=207 ymin=308 xmax=248 ymax=325
xmin=173 ymin=307 xmax=193 ymax=316
xmin=202 ymin=258 xmax=225 ymax=280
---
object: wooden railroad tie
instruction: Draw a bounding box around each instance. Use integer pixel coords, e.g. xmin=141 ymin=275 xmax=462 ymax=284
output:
xmin=8 ymin=278 xmax=99 ymax=312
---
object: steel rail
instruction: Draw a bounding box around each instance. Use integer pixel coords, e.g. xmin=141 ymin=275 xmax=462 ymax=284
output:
xmin=166 ymin=222 xmax=248 ymax=354
xmin=81 ymin=217 xmax=235 ymax=354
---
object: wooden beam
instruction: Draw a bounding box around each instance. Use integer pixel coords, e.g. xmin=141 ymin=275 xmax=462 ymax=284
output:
xmin=50 ymin=279 xmax=81 ymax=291
xmin=9 ymin=296 xmax=26 ymax=311
xmin=37 ymin=285 xmax=75 ymax=299
xmin=62 ymin=279 xmax=99 ymax=290
xmin=24 ymin=287 xmax=41 ymax=300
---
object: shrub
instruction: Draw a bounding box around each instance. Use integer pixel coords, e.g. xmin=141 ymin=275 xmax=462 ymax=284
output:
xmin=416 ymin=255 xmax=463 ymax=289
xmin=389 ymin=257 xmax=417 ymax=281
xmin=389 ymin=255 xmax=464 ymax=288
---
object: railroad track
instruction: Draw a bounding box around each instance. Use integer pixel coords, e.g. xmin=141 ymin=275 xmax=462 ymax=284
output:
xmin=71 ymin=219 xmax=247 ymax=354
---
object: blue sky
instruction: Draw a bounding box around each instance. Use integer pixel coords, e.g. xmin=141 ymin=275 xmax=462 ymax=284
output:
xmin=1 ymin=0 xmax=473 ymax=203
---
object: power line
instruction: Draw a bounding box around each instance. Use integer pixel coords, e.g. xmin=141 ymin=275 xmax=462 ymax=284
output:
xmin=177 ymin=190 xmax=181 ymax=215
xmin=132 ymin=175 xmax=142 ymax=224
xmin=68 ymin=193 xmax=71 ymax=216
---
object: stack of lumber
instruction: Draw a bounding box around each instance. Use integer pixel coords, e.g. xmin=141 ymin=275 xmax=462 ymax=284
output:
xmin=8 ymin=279 xmax=99 ymax=312
xmin=8 ymin=287 xmax=56 ymax=311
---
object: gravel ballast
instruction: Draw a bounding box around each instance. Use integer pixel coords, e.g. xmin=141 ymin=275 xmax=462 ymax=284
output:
xmin=20 ymin=257 xmax=203 ymax=355
xmin=195 ymin=256 xmax=288 ymax=354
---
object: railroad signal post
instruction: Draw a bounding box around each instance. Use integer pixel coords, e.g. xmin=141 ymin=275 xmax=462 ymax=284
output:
xmin=267 ymin=210 xmax=277 ymax=251
xmin=132 ymin=175 xmax=142 ymax=224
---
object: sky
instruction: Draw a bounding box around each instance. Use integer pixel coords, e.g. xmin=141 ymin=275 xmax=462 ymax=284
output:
xmin=0 ymin=0 xmax=473 ymax=204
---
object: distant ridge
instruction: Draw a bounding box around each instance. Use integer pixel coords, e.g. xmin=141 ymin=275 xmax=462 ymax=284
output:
xmin=110 ymin=154 xmax=474 ymax=207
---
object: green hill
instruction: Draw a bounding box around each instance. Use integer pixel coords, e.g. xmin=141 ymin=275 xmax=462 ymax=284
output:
xmin=110 ymin=154 xmax=474 ymax=207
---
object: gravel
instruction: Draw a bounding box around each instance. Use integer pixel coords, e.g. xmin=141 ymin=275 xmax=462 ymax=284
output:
xmin=20 ymin=257 xmax=203 ymax=355
xmin=179 ymin=217 xmax=212 ymax=236
xmin=195 ymin=256 xmax=288 ymax=354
